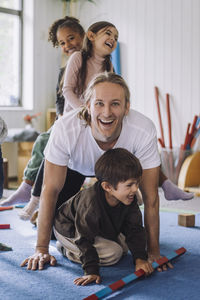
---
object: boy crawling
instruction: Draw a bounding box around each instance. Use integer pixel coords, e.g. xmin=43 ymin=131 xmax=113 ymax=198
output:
xmin=53 ymin=148 xmax=154 ymax=286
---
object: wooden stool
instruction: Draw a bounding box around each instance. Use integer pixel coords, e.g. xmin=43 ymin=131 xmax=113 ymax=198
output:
xmin=3 ymin=158 xmax=8 ymax=189
xmin=178 ymin=151 xmax=200 ymax=196
xmin=46 ymin=108 xmax=56 ymax=130
xmin=178 ymin=214 xmax=195 ymax=227
xmin=18 ymin=142 xmax=34 ymax=184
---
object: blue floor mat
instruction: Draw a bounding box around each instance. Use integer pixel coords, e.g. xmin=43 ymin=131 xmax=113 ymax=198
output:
xmin=0 ymin=208 xmax=200 ymax=300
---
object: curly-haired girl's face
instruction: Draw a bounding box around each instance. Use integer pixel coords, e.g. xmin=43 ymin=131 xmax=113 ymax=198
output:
xmin=57 ymin=27 xmax=84 ymax=56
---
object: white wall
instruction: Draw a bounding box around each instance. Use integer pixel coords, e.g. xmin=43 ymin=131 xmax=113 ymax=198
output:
xmin=1 ymin=0 xmax=200 ymax=176
xmin=2 ymin=0 xmax=200 ymax=144
xmin=79 ymin=0 xmax=200 ymax=148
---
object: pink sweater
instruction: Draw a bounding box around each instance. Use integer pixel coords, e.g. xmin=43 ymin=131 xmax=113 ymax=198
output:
xmin=62 ymin=51 xmax=112 ymax=113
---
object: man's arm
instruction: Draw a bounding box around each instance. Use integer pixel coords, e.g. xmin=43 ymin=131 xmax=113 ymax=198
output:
xmin=139 ymin=166 xmax=160 ymax=258
xmin=21 ymin=159 xmax=67 ymax=270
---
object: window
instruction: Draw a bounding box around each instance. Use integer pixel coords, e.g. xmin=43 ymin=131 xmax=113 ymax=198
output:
xmin=0 ymin=0 xmax=23 ymax=107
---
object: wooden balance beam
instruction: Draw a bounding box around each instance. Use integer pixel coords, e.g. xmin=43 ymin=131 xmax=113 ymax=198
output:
xmin=83 ymin=247 xmax=186 ymax=300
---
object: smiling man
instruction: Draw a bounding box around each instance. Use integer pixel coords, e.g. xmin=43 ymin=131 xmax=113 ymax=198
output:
xmin=87 ymin=80 xmax=128 ymax=149
xmin=21 ymin=72 xmax=165 ymax=271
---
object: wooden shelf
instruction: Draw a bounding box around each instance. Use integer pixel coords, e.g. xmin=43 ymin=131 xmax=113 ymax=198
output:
xmin=46 ymin=108 xmax=56 ymax=130
xmin=18 ymin=142 xmax=34 ymax=184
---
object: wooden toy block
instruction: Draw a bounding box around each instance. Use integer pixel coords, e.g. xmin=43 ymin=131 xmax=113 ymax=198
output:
xmin=178 ymin=151 xmax=200 ymax=196
xmin=0 ymin=206 xmax=13 ymax=211
xmin=0 ymin=224 xmax=10 ymax=229
xmin=178 ymin=214 xmax=195 ymax=227
xmin=15 ymin=204 xmax=26 ymax=208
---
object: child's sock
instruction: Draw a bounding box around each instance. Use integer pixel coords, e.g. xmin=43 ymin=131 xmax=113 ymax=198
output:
xmin=162 ymin=179 xmax=194 ymax=200
xmin=18 ymin=196 xmax=40 ymax=220
xmin=0 ymin=181 xmax=32 ymax=206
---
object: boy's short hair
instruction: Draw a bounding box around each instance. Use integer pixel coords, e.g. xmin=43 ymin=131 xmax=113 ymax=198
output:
xmin=95 ymin=148 xmax=143 ymax=189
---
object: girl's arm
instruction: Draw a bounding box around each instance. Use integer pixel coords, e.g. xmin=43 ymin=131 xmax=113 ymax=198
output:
xmin=62 ymin=51 xmax=83 ymax=113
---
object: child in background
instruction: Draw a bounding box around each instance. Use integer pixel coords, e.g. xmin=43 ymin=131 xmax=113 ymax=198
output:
xmin=0 ymin=16 xmax=85 ymax=212
xmin=54 ymin=148 xmax=154 ymax=286
xmin=0 ymin=117 xmax=8 ymax=199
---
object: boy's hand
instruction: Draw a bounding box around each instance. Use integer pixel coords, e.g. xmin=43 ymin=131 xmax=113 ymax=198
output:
xmin=20 ymin=250 xmax=57 ymax=271
xmin=135 ymin=258 xmax=154 ymax=276
xmin=148 ymin=253 xmax=173 ymax=272
xmin=74 ymin=274 xmax=101 ymax=286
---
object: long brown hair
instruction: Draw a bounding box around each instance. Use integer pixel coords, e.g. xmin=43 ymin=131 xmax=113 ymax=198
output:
xmin=77 ymin=21 xmax=117 ymax=96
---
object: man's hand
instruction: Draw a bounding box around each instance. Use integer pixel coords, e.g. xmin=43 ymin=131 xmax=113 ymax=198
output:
xmin=135 ymin=258 xmax=154 ymax=276
xmin=20 ymin=251 xmax=57 ymax=271
xmin=148 ymin=253 xmax=173 ymax=272
xmin=74 ymin=274 xmax=101 ymax=286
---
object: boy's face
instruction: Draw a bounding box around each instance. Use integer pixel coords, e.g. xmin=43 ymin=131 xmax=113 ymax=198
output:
xmin=102 ymin=178 xmax=140 ymax=207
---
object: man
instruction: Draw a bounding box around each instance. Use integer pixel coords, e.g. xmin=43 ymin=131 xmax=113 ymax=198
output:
xmin=21 ymin=72 xmax=171 ymax=271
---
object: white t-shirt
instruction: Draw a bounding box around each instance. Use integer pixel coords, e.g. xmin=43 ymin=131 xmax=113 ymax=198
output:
xmin=44 ymin=109 xmax=161 ymax=176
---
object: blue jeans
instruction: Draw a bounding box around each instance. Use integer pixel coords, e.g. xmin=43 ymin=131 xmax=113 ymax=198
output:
xmin=0 ymin=146 xmax=4 ymax=199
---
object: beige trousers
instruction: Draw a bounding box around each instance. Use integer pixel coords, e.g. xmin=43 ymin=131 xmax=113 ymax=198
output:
xmin=54 ymin=228 xmax=128 ymax=266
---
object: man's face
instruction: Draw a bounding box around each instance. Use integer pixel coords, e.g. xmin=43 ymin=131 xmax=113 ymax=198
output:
xmin=87 ymin=82 xmax=130 ymax=146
